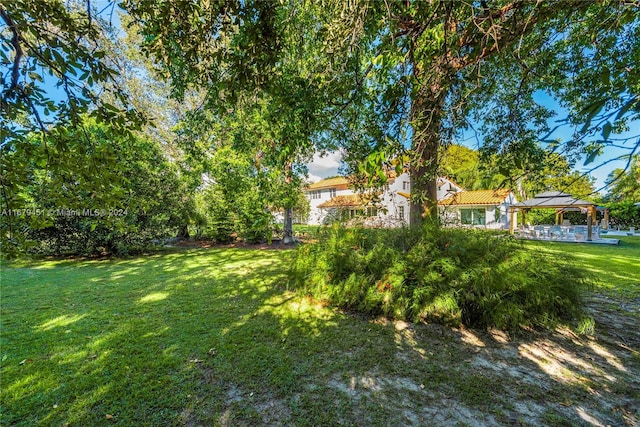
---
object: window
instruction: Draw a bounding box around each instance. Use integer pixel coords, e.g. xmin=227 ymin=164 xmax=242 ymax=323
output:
xmin=366 ymin=207 xmax=378 ymax=217
xmin=403 ymin=181 xmax=410 ymax=190
xmin=310 ymin=191 xmax=321 ymax=200
xmin=328 ymin=188 xmax=336 ymax=198
xmin=460 ymin=208 xmax=486 ymax=225
xmin=398 ymin=206 xmax=405 ymax=220
xmin=341 ymin=209 xmax=359 ymax=220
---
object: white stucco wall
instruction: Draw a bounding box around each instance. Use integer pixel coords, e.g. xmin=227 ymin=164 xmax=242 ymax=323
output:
xmin=439 ymin=192 xmax=518 ymax=230
xmin=306 ymin=186 xmax=352 ymax=225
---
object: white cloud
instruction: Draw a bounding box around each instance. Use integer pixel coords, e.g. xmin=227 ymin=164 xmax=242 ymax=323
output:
xmin=306 ymin=173 xmax=323 ymax=184
xmin=307 ymin=151 xmax=342 ymax=177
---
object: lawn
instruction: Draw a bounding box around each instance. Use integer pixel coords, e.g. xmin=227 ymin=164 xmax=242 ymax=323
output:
xmin=1 ymin=242 xmax=639 ymax=426
xmin=525 ymin=235 xmax=640 ymax=299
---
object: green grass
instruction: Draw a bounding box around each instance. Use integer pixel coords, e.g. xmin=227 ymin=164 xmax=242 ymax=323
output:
xmin=0 ymin=249 xmax=413 ymax=425
xmin=1 ymin=241 xmax=639 ymax=425
xmin=524 ymin=236 xmax=640 ymax=299
xmin=292 ymin=224 xmax=321 ymax=237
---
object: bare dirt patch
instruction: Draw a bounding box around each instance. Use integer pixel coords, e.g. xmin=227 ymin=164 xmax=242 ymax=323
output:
xmin=173 ymin=239 xmax=297 ymax=251
xmin=318 ymin=295 xmax=638 ymax=426
xmin=187 ymin=293 xmax=639 ymax=426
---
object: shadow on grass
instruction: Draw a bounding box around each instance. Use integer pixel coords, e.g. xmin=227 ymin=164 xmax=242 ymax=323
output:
xmin=2 ymin=247 xmax=639 ymax=426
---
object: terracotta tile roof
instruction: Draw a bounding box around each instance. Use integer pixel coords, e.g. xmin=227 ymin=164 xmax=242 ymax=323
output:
xmin=306 ymin=176 xmax=349 ymax=190
xmin=398 ymin=191 xmax=410 ymax=199
xmin=317 ymin=194 xmax=364 ymax=208
xmin=439 ymin=189 xmax=512 ymax=206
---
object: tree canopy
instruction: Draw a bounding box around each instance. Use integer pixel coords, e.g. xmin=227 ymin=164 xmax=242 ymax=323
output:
xmin=605 ymin=154 xmax=640 ymax=202
xmin=122 ymin=0 xmax=639 ymax=225
xmin=2 ymin=0 xmax=639 ymax=255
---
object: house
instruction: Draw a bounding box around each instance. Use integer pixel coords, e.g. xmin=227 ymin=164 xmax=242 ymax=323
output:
xmin=438 ymin=189 xmax=518 ymax=229
xmin=304 ymin=173 xmax=516 ymax=228
xmin=304 ymin=173 xmax=466 ymax=226
xmin=305 ymin=176 xmax=355 ymax=225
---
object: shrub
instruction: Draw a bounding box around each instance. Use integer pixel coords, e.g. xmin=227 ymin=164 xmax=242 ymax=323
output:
xmin=289 ymin=224 xmax=591 ymax=331
xmin=606 ymin=201 xmax=640 ymax=229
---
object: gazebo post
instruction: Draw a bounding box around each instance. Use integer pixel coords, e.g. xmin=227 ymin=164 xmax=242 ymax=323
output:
xmin=509 ymin=207 xmax=515 ymax=234
xmin=603 ymin=209 xmax=609 ymax=230
xmin=587 ymin=205 xmax=594 ymax=241
xmin=555 ymin=211 xmax=559 ymax=225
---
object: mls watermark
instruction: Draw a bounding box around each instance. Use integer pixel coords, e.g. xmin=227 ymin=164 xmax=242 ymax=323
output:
xmin=1 ymin=208 xmax=129 ymax=217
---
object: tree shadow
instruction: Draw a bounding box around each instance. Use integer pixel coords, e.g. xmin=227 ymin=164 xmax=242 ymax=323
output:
xmin=2 ymin=247 xmax=639 ymax=426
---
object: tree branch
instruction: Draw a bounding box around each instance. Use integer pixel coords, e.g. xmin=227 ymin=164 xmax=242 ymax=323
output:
xmin=450 ymin=0 xmax=588 ymax=71
xmin=0 ymin=6 xmax=24 ymax=92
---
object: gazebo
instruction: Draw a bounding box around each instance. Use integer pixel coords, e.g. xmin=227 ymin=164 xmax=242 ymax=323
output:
xmin=509 ymin=191 xmax=608 ymax=241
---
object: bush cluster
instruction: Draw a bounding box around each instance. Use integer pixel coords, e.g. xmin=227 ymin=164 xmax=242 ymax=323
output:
xmin=606 ymin=201 xmax=640 ymax=229
xmin=290 ymin=224 xmax=591 ymax=330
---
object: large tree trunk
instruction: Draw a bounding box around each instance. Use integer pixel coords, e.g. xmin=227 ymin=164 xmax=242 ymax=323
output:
xmin=283 ymin=207 xmax=294 ymax=244
xmin=409 ymin=59 xmax=447 ymax=227
xmin=177 ymin=224 xmax=190 ymax=239
xmin=283 ymin=161 xmax=294 ymax=244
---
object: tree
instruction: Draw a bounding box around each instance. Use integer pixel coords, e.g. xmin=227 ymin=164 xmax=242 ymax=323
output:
xmin=4 ymin=119 xmax=192 ymax=255
xmin=440 ymin=144 xmax=596 ymax=200
xmin=605 ymin=155 xmax=640 ymax=202
xmin=4 ymin=1 xmax=638 ymax=254
xmin=331 ymin=1 xmax=639 ymax=225
xmin=439 ymin=144 xmax=482 ymax=189
xmin=1 ymin=0 xmax=146 ymax=253
xmin=123 ymin=0 xmax=348 ymax=241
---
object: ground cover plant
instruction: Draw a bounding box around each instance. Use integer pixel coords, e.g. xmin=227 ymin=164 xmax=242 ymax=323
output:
xmin=1 ymin=243 xmax=638 ymax=426
xmin=290 ymin=225 xmax=592 ymax=331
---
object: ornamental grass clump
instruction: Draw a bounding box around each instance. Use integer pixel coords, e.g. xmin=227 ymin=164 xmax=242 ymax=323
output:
xmin=289 ymin=224 xmax=591 ymax=330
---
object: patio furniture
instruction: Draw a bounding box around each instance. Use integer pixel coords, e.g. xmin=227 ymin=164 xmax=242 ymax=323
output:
xmin=521 ymin=225 xmax=535 ymax=239
xmin=549 ymin=225 xmax=563 ymax=240
xmin=574 ymin=226 xmax=587 ymax=242
xmin=509 ymin=191 xmax=607 ymax=242
xmin=514 ymin=225 xmax=529 ymax=239
xmin=533 ymin=225 xmax=546 ymax=239
xmin=563 ymin=226 xmax=575 ymax=241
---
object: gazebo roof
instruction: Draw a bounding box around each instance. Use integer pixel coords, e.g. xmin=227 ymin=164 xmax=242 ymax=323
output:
xmin=511 ymin=191 xmax=595 ymax=209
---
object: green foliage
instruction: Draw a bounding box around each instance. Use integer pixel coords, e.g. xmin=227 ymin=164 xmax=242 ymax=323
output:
xmin=605 ymin=155 xmax=640 ymax=202
xmin=290 ymin=225 xmax=590 ymax=330
xmin=525 ymin=210 xmax=589 ymax=227
xmin=440 ymin=145 xmax=597 ymax=201
xmin=191 ymin=146 xmax=279 ymax=244
xmin=194 ymin=188 xmax=234 ymax=243
xmin=1 ymin=121 xmax=192 ymax=256
xmin=606 ymin=201 xmax=640 ymax=229
xmin=1 ymin=1 xmax=145 ymax=137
